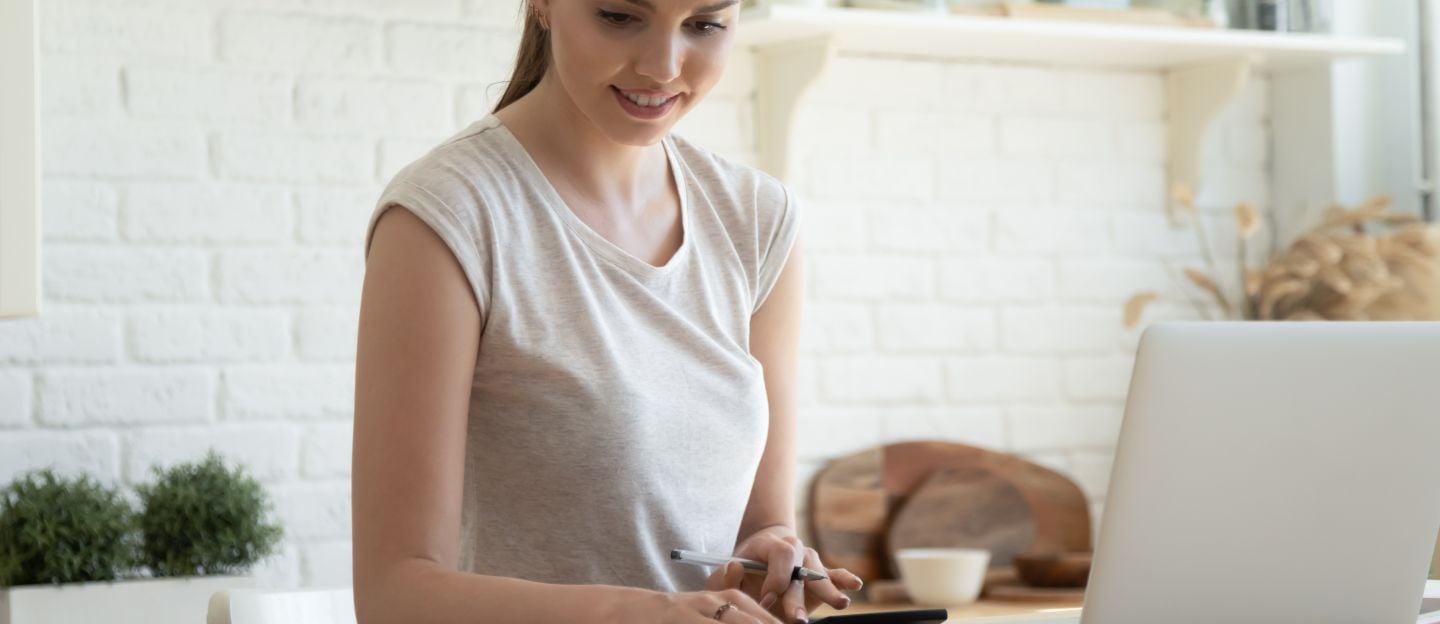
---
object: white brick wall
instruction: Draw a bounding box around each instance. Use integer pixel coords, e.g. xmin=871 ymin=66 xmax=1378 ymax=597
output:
xmin=123 ymin=424 xmax=300 ymax=484
xmin=789 ymin=50 xmax=1268 ymax=538
xmin=0 ymin=371 xmax=33 ymax=428
xmin=0 ymin=0 xmax=1269 ymax=589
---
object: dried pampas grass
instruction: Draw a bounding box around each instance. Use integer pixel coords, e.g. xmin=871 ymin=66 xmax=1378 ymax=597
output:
xmin=1125 ymin=191 xmax=1440 ymax=327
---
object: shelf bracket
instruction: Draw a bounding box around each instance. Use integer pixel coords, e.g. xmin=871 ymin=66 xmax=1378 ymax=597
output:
xmin=753 ymin=34 xmax=836 ymax=183
xmin=1166 ymin=57 xmax=1254 ymax=222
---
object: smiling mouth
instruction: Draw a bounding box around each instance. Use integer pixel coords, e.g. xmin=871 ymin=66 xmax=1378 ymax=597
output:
xmin=610 ymin=85 xmax=681 ymax=120
xmin=612 ymin=86 xmax=678 ymax=107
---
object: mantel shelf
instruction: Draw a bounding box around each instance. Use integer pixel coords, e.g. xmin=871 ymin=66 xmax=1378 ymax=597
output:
xmin=737 ymin=5 xmax=1406 ymax=71
xmin=737 ymin=5 xmax=1407 ymax=215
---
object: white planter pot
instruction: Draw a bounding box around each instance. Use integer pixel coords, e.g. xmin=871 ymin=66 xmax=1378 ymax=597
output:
xmin=0 ymin=575 xmax=254 ymax=624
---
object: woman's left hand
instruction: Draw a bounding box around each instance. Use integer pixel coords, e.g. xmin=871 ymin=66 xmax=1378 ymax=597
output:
xmin=730 ymin=525 xmax=865 ymax=623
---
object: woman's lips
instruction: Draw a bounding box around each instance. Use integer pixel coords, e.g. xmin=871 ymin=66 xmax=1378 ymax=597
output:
xmin=612 ymin=85 xmax=677 ymax=120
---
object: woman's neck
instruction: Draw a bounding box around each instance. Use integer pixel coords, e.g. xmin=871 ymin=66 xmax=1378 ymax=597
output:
xmin=494 ymin=74 xmax=670 ymax=217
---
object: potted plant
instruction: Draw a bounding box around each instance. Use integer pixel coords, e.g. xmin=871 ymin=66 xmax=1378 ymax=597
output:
xmin=1125 ymin=189 xmax=1440 ymax=327
xmin=0 ymin=450 xmax=283 ymax=624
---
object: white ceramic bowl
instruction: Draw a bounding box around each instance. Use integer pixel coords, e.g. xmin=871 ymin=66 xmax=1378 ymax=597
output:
xmin=895 ymin=548 xmax=992 ymax=605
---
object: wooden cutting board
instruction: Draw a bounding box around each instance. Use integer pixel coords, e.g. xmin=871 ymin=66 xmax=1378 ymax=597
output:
xmin=861 ymin=570 xmax=1086 ymax=605
xmin=884 ymin=465 xmax=1035 ymax=574
xmin=807 ymin=441 xmax=1092 ymax=582
xmin=983 ymin=581 xmax=1088 ymax=603
xmin=983 ymin=568 xmax=1087 ymax=603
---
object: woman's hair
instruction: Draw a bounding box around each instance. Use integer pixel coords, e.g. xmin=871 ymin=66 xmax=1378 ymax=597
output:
xmin=492 ymin=4 xmax=551 ymax=114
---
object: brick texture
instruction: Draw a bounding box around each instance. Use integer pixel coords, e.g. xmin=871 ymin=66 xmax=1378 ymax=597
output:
xmin=3 ymin=0 xmax=1271 ymax=589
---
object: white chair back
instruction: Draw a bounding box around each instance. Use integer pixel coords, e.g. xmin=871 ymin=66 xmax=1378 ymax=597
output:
xmin=207 ymin=587 xmax=356 ymax=624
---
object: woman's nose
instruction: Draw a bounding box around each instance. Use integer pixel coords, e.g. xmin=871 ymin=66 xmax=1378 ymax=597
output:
xmin=633 ymin=32 xmax=683 ymax=84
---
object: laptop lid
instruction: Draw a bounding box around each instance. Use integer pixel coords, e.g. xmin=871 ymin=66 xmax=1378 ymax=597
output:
xmin=1080 ymin=322 xmax=1440 ymax=624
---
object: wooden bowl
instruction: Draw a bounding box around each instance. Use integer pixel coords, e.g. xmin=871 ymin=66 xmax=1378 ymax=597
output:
xmin=1011 ymin=552 xmax=1093 ymax=588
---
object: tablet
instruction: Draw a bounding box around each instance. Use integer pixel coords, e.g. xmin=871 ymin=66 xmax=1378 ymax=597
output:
xmin=809 ymin=608 xmax=948 ymax=624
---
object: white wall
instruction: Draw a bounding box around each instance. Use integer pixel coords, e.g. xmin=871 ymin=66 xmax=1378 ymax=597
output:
xmin=0 ymin=0 xmax=1269 ymax=588
xmin=780 ymin=52 xmax=1271 ymax=544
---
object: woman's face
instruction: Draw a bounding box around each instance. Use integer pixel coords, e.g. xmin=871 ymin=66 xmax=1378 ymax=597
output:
xmin=540 ymin=0 xmax=739 ymax=146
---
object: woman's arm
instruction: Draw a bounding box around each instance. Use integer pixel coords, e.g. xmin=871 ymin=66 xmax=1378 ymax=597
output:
xmin=353 ymin=207 xmax=643 ymax=624
xmin=737 ymin=237 xmax=864 ymax=624
xmin=738 ymin=236 xmax=806 ymax=543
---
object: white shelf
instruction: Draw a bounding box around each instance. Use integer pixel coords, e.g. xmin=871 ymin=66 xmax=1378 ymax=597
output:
xmin=735 ymin=5 xmax=1407 ymax=217
xmin=737 ymin=5 xmax=1405 ymax=70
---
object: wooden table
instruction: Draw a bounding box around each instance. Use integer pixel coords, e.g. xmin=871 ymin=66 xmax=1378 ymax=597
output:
xmin=810 ymin=599 xmax=1084 ymax=623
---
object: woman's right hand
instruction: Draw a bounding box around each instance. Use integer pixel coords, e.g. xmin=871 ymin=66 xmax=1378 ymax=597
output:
xmin=606 ymin=560 xmax=784 ymax=623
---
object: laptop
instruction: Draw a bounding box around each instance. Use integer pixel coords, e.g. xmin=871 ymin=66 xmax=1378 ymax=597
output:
xmin=988 ymin=322 xmax=1440 ymax=624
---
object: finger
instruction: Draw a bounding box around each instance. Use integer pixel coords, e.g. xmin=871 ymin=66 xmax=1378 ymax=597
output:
xmin=694 ymin=604 xmax=763 ymax=624
xmin=705 ymin=562 xmax=724 ymax=592
xmin=721 ymin=610 xmax=766 ymax=624
xmin=723 ymin=611 xmax=768 ymax=624
xmin=706 ymin=560 xmax=739 ymax=592
xmin=778 ymin=541 xmax=809 ymax=623
xmin=781 ymin=577 xmax=807 ymax=623
xmin=720 ymin=588 xmax=784 ymax=624
xmin=828 ymin=567 xmax=864 ymax=592
xmin=739 ymin=571 xmax=766 ymax=599
xmin=728 ymin=560 xmax=749 ymax=590
xmin=759 ymin=535 xmax=805 ymax=611
xmin=799 ymin=548 xmax=850 ymax=610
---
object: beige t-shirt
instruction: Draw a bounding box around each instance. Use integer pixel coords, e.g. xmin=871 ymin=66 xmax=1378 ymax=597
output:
xmin=363 ymin=113 xmax=801 ymax=592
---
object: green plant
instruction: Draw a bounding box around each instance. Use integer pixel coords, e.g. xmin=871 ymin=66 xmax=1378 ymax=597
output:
xmin=134 ymin=450 xmax=283 ymax=577
xmin=0 ymin=469 xmax=142 ymax=587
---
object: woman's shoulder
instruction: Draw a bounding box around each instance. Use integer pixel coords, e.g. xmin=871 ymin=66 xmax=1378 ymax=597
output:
xmin=384 ymin=116 xmax=517 ymax=205
xmin=668 ymin=132 xmax=802 ymax=311
xmin=667 ymin=132 xmax=794 ymax=223
xmin=365 ymin=117 xmax=516 ymax=262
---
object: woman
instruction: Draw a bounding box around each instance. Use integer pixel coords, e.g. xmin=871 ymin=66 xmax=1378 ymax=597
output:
xmin=352 ymin=0 xmax=863 ymax=621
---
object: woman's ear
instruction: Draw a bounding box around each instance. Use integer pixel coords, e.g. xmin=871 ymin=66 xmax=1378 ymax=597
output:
xmin=530 ymin=0 xmax=551 ymax=29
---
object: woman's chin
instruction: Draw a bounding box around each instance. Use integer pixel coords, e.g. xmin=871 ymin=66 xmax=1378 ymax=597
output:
xmin=603 ymin=118 xmax=675 ymax=145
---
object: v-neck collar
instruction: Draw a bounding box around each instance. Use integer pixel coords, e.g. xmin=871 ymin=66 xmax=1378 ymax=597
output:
xmin=485 ymin=113 xmax=692 ymax=279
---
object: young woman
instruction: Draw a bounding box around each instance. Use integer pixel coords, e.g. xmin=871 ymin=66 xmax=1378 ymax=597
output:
xmin=352 ymin=0 xmax=863 ymax=621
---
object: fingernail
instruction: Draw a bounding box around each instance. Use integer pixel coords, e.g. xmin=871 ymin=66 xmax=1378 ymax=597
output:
xmin=760 ymin=592 xmax=777 ymax=609
xmin=795 ymin=607 xmax=809 ymax=623
xmin=840 ymin=596 xmax=851 ymax=608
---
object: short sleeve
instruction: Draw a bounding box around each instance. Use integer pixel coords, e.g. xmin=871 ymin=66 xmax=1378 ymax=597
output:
xmin=751 ymin=183 xmax=802 ymax=315
xmin=364 ymin=177 xmax=491 ymax=318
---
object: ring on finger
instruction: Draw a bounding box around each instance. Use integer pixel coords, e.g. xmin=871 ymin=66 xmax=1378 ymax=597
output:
xmin=712 ymin=601 xmax=736 ymax=620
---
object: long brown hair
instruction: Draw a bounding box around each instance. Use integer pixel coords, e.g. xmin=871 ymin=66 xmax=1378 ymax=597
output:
xmin=492 ymin=3 xmax=551 ymax=114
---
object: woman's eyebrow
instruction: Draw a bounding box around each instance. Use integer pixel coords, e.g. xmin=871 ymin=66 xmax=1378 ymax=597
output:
xmin=620 ymin=0 xmax=741 ymax=13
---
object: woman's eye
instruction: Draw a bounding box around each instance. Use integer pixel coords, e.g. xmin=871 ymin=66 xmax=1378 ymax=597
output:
xmin=692 ymin=20 xmax=727 ymax=35
xmin=596 ymin=9 xmax=727 ymax=35
xmin=597 ymin=10 xmax=635 ymax=26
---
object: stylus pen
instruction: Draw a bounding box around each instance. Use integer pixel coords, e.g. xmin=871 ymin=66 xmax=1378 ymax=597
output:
xmin=671 ymin=548 xmax=828 ymax=581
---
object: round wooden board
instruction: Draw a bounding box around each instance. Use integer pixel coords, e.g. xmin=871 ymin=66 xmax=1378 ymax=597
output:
xmin=884 ymin=465 xmax=1035 ymax=574
xmin=807 ymin=441 xmax=1093 ymax=582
